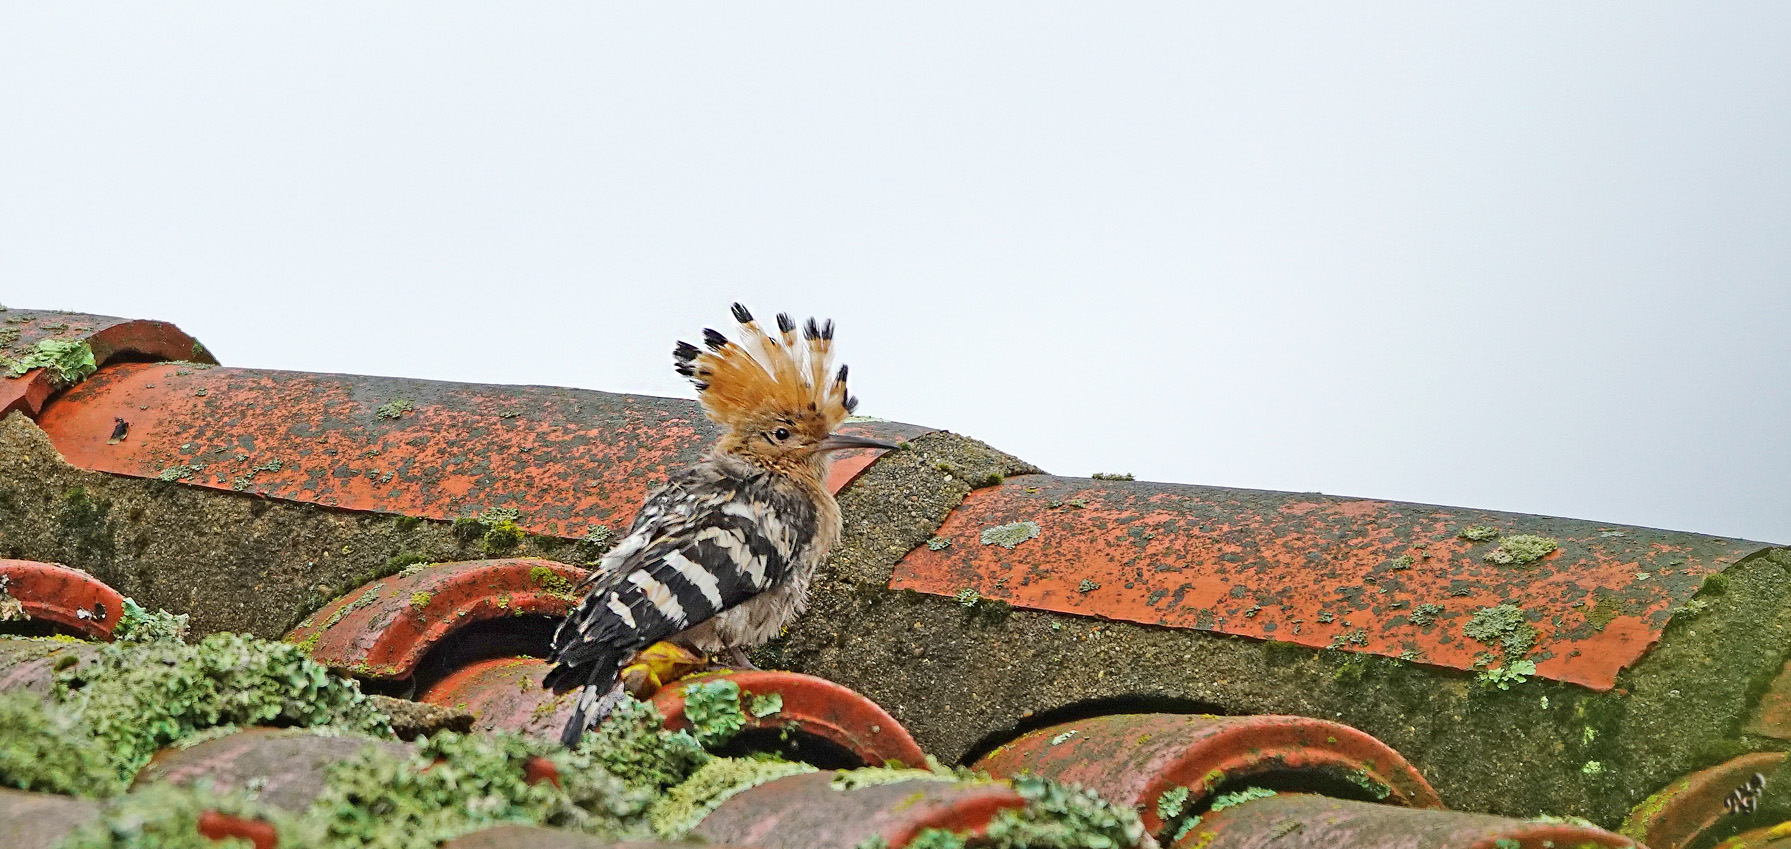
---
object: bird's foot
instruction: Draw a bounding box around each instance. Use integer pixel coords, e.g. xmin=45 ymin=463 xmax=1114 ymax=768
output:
xmin=618 ymin=641 xmax=708 ymax=699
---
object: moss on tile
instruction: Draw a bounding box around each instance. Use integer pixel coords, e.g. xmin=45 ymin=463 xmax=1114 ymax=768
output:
xmin=4 ymin=338 xmax=97 ymax=384
xmin=54 ymin=632 xmax=393 ymax=780
xmin=0 ymin=690 xmax=126 ymax=797
xmin=648 ymin=756 xmax=817 ymax=838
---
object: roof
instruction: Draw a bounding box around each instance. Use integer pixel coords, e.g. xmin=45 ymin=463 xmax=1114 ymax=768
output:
xmin=4 ymin=305 xmax=1778 ymax=848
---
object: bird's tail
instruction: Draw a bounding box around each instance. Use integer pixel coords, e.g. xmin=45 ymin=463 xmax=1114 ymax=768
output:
xmin=560 ymin=676 xmax=626 ymax=747
xmin=544 ymin=648 xmax=628 ymax=748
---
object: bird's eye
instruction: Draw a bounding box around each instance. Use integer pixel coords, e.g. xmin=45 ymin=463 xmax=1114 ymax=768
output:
xmin=773 ymin=427 xmax=791 ymax=441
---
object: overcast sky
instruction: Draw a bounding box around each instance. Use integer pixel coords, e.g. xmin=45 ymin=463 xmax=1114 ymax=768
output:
xmin=4 ymin=5 xmax=1787 ymax=543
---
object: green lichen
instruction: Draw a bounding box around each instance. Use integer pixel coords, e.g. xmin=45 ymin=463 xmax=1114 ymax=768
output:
xmin=571 ymin=525 xmax=616 ymax=564
xmin=530 ymin=565 xmax=574 ymax=596
xmin=1077 ymin=579 xmax=1100 ymax=593
xmin=681 ymin=680 xmax=749 ymax=748
xmin=1409 ymin=603 xmax=1445 ymax=626
xmin=1463 ymin=603 xmax=1537 ymax=658
xmin=904 ymin=830 xmax=969 ymax=849
xmin=386 ymin=550 xmax=439 ymax=577
xmin=976 ymin=774 xmax=1149 ymax=849
xmin=1345 ymin=769 xmax=1393 ymax=801
xmin=4 ymin=338 xmax=97 ymax=384
xmin=1389 ymin=555 xmax=1414 ymax=571
xmin=1458 ymin=525 xmax=1499 ymax=542
xmin=0 ymin=691 xmax=126 ymax=797
xmin=1586 ymin=597 xmax=1623 ymax=631
xmin=374 ymin=399 xmax=415 ymax=420
xmin=1477 ymin=659 xmax=1539 ymax=690
xmin=980 ymin=521 xmax=1041 ymax=549
xmin=409 ymin=591 xmax=433 ymax=610
xmin=955 ymin=587 xmax=982 ymax=608
xmin=829 ymin=767 xmax=949 ymax=791
xmin=482 ymin=521 xmax=525 ymax=555
xmin=1210 ymin=786 xmax=1277 ymax=811
xmin=580 ymin=698 xmax=709 ymax=793
xmin=56 ymin=632 xmax=392 ymax=780
xmin=113 ymin=597 xmax=190 ymax=644
xmin=304 ymin=730 xmax=653 ymax=848
xmin=648 ymin=756 xmax=816 ymax=838
xmin=926 ymin=536 xmax=953 ymax=551
xmin=748 ymin=692 xmax=783 ymax=718
xmin=1156 ymin=785 xmax=1190 ymax=820
xmin=1484 ymin=534 xmax=1559 ymax=566
xmin=1090 ymin=472 xmax=1135 ymax=481
xmin=156 ymin=463 xmax=205 ymax=482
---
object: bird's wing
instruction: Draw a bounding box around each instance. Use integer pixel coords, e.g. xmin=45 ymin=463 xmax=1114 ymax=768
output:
xmin=544 ymin=462 xmax=816 ymax=688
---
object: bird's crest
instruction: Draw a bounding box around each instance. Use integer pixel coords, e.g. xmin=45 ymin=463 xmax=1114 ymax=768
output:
xmin=673 ymin=303 xmax=858 ymax=434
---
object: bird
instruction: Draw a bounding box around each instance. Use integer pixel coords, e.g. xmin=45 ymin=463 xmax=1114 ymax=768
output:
xmin=543 ymin=303 xmax=896 ymax=746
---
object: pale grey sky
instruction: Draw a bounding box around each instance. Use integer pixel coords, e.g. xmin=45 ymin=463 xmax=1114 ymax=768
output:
xmin=4 ymin=4 xmax=1787 ymax=543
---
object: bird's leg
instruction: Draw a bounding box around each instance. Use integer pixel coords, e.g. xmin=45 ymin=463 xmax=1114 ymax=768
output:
xmin=618 ymin=641 xmax=708 ymax=699
xmin=725 ymin=646 xmax=759 ymax=670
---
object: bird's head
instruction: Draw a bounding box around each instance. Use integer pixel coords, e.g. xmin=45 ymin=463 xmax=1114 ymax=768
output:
xmin=675 ymin=304 xmax=895 ymax=479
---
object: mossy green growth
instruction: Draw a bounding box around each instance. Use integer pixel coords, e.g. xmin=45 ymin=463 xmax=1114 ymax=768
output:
xmin=975 ymin=774 xmax=1149 ymax=849
xmin=385 ymin=550 xmax=438 ymax=577
xmin=649 ymin=755 xmax=817 ymax=838
xmin=1485 ymin=534 xmax=1559 ymax=566
xmin=482 ymin=521 xmax=525 ymax=555
xmin=1463 ymin=603 xmax=1537 ymax=657
xmin=529 ymin=565 xmax=574 ymax=596
xmin=4 ymin=338 xmax=97 ymax=384
xmin=55 ymin=632 xmax=393 ymax=781
xmin=113 ymin=597 xmax=190 ymax=644
xmin=980 ymin=521 xmax=1041 ymax=549
xmin=1090 ymin=472 xmax=1135 ymax=481
xmin=1477 ymin=659 xmax=1538 ymax=691
xmin=0 ymin=691 xmax=127 ymax=797
xmin=1409 ymin=603 xmax=1445 ymax=626
xmin=56 ymin=781 xmax=306 ymax=849
xmin=374 ymin=399 xmax=414 ymax=419
xmin=748 ymin=692 xmax=783 ymax=718
xmin=580 ymin=697 xmax=710 ymax=793
xmin=829 ymin=767 xmax=950 ymax=791
xmin=1459 ymin=525 xmax=1499 ymax=542
xmin=681 ymin=680 xmax=749 ymax=748
xmin=1209 ymin=786 xmax=1277 ymax=811
xmin=307 ymin=730 xmax=654 ymax=848
xmin=1156 ymin=784 xmax=1190 ymax=820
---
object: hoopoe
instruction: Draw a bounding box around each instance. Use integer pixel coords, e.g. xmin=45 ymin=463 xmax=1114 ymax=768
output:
xmin=544 ymin=303 xmax=894 ymax=746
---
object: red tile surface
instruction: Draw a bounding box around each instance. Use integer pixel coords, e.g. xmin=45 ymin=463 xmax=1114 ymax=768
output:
xmin=975 ymin=712 xmax=1439 ymax=839
xmin=288 ymin=558 xmax=587 ymax=680
xmin=37 ymin=363 xmax=924 ymax=538
xmin=0 ymin=309 xmax=211 ymax=417
xmin=893 ymin=475 xmax=1768 ymax=689
xmin=691 ymin=771 xmax=1026 ymax=849
xmin=0 ymin=559 xmax=125 ymax=640
xmin=1620 ymin=751 xmax=1786 ymax=849
xmin=654 ymin=670 xmax=929 ymax=768
xmin=1180 ymin=792 xmax=1635 ymax=849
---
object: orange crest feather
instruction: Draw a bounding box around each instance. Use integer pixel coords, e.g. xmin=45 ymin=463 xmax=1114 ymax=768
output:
xmin=673 ymin=304 xmax=858 ymax=434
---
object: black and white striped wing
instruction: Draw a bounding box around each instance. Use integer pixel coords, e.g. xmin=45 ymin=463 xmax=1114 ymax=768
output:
xmin=544 ymin=468 xmax=812 ymax=690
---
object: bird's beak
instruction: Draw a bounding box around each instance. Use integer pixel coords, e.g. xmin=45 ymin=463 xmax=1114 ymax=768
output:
xmin=817 ymin=433 xmax=901 ymax=453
